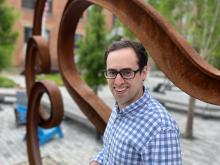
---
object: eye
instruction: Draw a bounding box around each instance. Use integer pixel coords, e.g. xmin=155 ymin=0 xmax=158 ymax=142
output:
xmin=121 ymin=69 xmax=132 ymax=76
xmin=107 ymin=70 xmax=117 ymax=76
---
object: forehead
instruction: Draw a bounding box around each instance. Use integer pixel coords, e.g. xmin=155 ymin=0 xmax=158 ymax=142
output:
xmin=106 ymin=48 xmax=138 ymax=69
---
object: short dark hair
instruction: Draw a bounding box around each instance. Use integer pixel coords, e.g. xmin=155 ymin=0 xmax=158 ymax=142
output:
xmin=104 ymin=40 xmax=148 ymax=71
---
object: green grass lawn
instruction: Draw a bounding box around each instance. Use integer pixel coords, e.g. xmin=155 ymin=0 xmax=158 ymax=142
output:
xmin=0 ymin=74 xmax=63 ymax=88
xmin=0 ymin=75 xmax=17 ymax=88
xmin=36 ymin=74 xmax=64 ymax=86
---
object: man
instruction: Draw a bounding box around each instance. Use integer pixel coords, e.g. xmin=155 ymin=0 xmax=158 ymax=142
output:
xmin=90 ymin=40 xmax=182 ymax=165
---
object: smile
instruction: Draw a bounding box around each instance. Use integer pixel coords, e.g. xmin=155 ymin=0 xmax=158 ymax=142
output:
xmin=114 ymin=87 xmax=128 ymax=93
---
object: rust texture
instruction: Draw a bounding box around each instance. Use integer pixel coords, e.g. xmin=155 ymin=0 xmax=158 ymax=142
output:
xmin=26 ymin=81 xmax=64 ymax=165
xmin=25 ymin=36 xmax=51 ymax=95
xmin=25 ymin=0 xmax=220 ymax=164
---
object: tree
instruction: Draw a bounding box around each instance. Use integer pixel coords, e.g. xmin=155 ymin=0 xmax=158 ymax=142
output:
xmin=114 ymin=18 xmax=136 ymax=40
xmin=0 ymin=0 xmax=18 ymax=71
xmin=150 ymin=0 xmax=220 ymax=67
xmin=147 ymin=0 xmax=220 ymax=138
xmin=108 ymin=16 xmax=137 ymax=43
xmin=77 ymin=5 xmax=107 ymax=93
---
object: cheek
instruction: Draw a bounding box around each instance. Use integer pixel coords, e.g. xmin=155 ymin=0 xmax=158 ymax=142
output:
xmin=107 ymin=79 xmax=113 ymax=87
xmin=130 ymin=79 xmax=143 ymax=89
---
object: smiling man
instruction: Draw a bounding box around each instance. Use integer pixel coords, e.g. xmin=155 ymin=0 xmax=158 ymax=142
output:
xmin=90 ymin=40 xmax=182 ymax=165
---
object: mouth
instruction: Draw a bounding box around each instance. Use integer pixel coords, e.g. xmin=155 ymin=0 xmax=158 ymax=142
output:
xmin=114 ymin=86 xmax=128 ymax=94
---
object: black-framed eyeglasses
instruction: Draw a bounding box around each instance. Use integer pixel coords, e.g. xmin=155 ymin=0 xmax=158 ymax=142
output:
xmin=104 ymin=68 xmax=140 ymax=79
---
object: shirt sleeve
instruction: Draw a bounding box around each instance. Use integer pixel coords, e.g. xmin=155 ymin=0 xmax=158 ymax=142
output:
xmin=90 ymin=109 xmax=115 ymax=164
xmin=90 ymin=147 xmax=105 ymax=164
xmin=141 ymin=129 xmax=182 ymax=165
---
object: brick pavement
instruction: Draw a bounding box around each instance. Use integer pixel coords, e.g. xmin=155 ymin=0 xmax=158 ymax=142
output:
xmin=171 ymin=110 xmax=220 ymax=165
xmin=0 ymin=104 xmax=102 ymax=165
xmin=1 ymin=104 xmax=220 ymax=165
xmin=1 ymin=72 xmax=220 ymax=165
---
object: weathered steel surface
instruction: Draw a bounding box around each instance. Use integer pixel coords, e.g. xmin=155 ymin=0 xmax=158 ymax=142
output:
xmin=25 ymin=36 xmax=51 ymax=95
xmin=32 ymin=0 xmax=46 ymax=35
xmin=58 ymin=0 xmax=110 ymax=134
xmin=25 ymin=0 xmax=220 ymax=164
xmin=99 ymin=0 xmax=220 ymax=104
xmin=26 ymin=81 xmax=64 ymax=165
xmin=25 ymin=1 xmax=60 ymax=164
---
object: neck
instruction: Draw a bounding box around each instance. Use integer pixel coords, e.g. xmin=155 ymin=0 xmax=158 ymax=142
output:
xmin=117 ymin=86 xmax=145 ymax=110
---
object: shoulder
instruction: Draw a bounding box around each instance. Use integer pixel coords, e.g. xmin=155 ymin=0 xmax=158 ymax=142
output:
xmin=140 ymin=94 xmax=180 ymax=138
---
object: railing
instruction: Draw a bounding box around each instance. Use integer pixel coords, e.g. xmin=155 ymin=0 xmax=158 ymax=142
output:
xmin=25 ymin=0 xmax=220 ymax=164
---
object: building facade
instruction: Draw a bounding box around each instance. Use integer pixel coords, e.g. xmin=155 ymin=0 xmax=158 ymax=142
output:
xmin=6 ymin=0 xmax=114 ymax=70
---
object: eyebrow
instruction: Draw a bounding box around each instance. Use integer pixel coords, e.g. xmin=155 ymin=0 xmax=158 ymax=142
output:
xmin=107 ymin=67 xmax=134 ymax=71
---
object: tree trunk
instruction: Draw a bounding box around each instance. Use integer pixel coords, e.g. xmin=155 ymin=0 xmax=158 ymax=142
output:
xmin=183 ymin=34 xmax=199 ymax=139
xmin=183 ymin=96 xmax=196 ymax=139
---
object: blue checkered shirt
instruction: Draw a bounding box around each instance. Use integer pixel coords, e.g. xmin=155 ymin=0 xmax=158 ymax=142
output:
xmin=92 ymin=88 xmax=182 ymax=165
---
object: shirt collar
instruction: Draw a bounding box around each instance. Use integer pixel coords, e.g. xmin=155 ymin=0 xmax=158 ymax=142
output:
xmin=114 ymin=87 xmax=150 ymax=115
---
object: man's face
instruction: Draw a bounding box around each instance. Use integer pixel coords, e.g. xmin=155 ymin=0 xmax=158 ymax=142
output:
xmin=106 ymin=48 xmax=148 ymax=109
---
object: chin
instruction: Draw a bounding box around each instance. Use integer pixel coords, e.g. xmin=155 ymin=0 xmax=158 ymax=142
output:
xmin=117 ymin=98 xmax=129 ymax=106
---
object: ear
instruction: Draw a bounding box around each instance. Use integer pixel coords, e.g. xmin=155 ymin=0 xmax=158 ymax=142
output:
xmin=141 ymin=65 xmax=150 ymax=80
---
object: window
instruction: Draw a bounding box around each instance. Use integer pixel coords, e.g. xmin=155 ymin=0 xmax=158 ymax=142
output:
xmin=24 ymin=27 xmax=50 ymax=43
xmin=42 ymin=30 xmax=51 ymax=42
xmin=22 ymin=0 xmax=52 ymax=13
xmin=23 ymin=27 xmax=50 ymax=59
xmin=112 ymin=15 xmax=117 ymax=27
xmin=45 ymin=0 xmax=53 ymax=13
xmin=22 ymin=0 xmax=35 ymax=9
xmin=87 ymin=6 xmax=93 ymax=18
xmin=22 ymin=27 xmax=33 ymax=58
xmin=24 ymin=27 xmax=33 ymax=43
xmin=74 ymin=33 xmax=82 ymax=48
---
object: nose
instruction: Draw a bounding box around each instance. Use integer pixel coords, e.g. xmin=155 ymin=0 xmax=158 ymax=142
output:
xmin=114 ymin=73 xmax=125 ymax=85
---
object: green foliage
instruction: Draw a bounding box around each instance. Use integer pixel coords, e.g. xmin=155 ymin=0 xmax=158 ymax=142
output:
xmin=36 ymin=74 xmax=63 ymax=86
xmin=148 ymin=0 xmax=179 ymax=25
xmin=147 ymin=0 xmax=220 ymax=69
xmin=0 ymin=0 xmax=19 ymax=71
xmin=113 ymin=18 xmax=136 ymax=40
xmin=77 ymin=6 xmax=107 ymax=93
xmin=0 ymin=75 xmax=17 ymax=88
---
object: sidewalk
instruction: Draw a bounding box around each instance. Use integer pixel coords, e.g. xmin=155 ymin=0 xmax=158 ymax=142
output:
xmin=1 ymin=103 xmax=220 ymax=164
xmin=0 ymin=104 xmax=102 ymax=164
xmin=1 ymin=73 xmax=220 ymax=164
xmin=3 ymin=73 xmax=220 ymax=119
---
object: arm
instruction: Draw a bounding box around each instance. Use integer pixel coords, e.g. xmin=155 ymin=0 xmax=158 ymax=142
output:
xmin=89 ymin=109 xmax=115 ymax=165
xmin=142 ymin=129 xmax=182 ymax=165
xmin=89 ymin=161 xmax=100 ymax=165
xmin=89 ymin=147 xmax=105 ymax=165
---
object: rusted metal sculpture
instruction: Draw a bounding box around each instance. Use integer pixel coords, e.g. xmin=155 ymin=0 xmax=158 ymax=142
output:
xmin=26 ymin=81 xmax=63 ymax=165
xmin=25 ymin=0 xmax=220 ymax=164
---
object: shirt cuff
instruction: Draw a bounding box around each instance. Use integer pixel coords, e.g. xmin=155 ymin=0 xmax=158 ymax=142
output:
xmin=90 ymin=148 xmax=104 ymax=164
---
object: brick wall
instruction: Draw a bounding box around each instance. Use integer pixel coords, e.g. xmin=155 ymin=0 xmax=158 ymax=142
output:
xmin=5 ymin=0 xmax=149 ymax=71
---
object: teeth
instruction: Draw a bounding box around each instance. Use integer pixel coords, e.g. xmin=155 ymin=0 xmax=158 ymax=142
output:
xmin=114 ymin=87 xmax=127 ymax=92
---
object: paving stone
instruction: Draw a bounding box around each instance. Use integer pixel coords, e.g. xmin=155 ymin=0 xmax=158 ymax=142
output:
xmin=1 ymin=86 xmax=220 ymax=164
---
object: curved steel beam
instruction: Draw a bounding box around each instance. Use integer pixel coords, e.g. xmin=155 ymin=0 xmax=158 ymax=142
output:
xmin=25 ymin=36 xmax=51 ymax=95
xmin=58 ymin=1 xmax=111 ymax=134
xmin=32 ymin=0 xmax=47 ymax=35
xmin=31 ymin=0 xmax=110 ymax=134
xmin=26 ymin=80 xmax=64 ymax=165
xmin=91 ymin=0 xmax=220 ymax=104
xmin=58 ymin=0 xmax=220 ymax=107
xmin=27 ymin=0 xmax=220 ymax=164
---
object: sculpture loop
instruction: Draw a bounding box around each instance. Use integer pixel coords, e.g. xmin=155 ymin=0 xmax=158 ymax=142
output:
xmin=26 ymin=80 xmax=64 ymax=165
xmin=25 ymin=36 xmax=50 ymax=95
xmin=58 ymin=0 xmax=110 ymax=134
xmin=25 ymin=0 xmax=220 ymax=164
